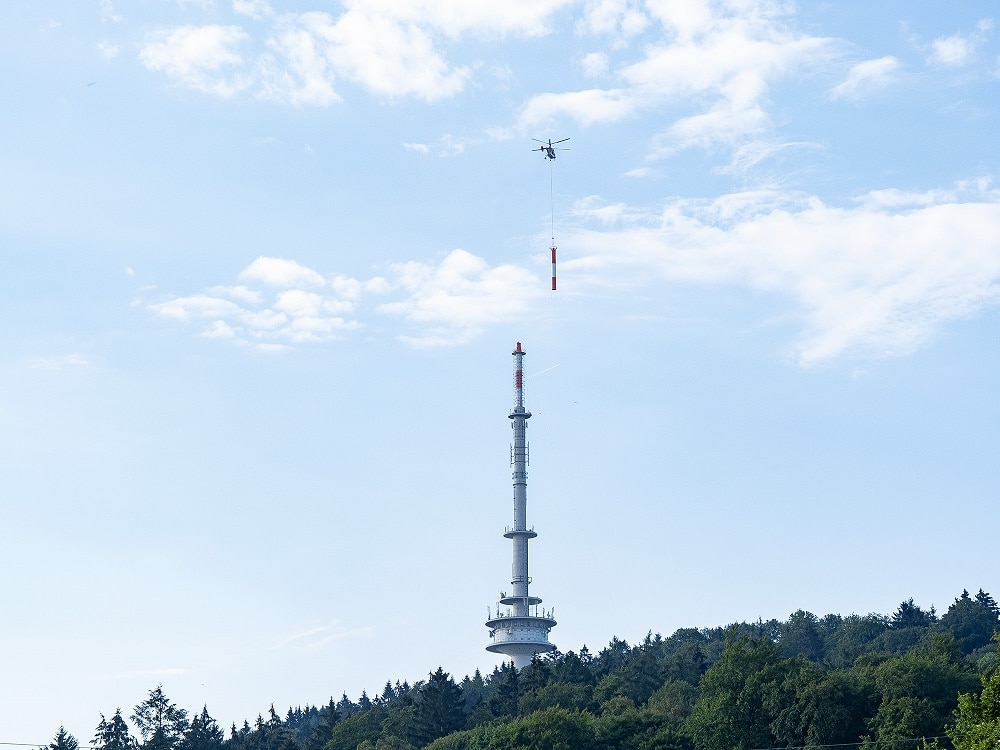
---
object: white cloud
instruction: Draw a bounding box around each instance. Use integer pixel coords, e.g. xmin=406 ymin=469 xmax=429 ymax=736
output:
xmin=119 ymin=668 xmax=190 ymax=678
xmin=208 ymin=284 xmax=263 ymax=304
xmin=202 ymin=320 xmax=237 ymax=339
xmin=274 ymin=289 xmax=353 ymax=317
xmin=927 ymin=19 xmax=993 ymax=67
xmin=519 ymin=1 xmax=835 ymax=164
xmin=520 ymin=88 xmax=636 ymax=127
xmin=342 ymin=0 xmax=572 ymax=38
xmin=930 ymin=33 xmax=973 ymax=66
xmin=579 ymin=0 xmax=649 ymax=39
xmin=233 ymin=0 xmax=273 ymax=21
xmin=829 ymin=56 xmax=900 ymax=100
xmin=720 ymin=139 xmax=816 ymax=174
xmin=330 ymin=275 xmax=391 ymax=299
xmin=141 ymin=1 xmax=575 ymax=105
xmin=378 ymin=249 xmax=543 ymax=346
xmin=100 ymin=0 xmax=122 ymax=23
xmin=309 ymin=10 xmax=470 ymax=102
xmin=97 ymin=40 xmax=120 ymax=60
xmin=239 ymin=256 xmax=325 ymax=287
xmin=271 ymin=623 xmax=375 ymax=651
xmin=140 ymin=25 xmax=250 ymax=97
xmin=563 ymin=182 xmax=1000 ymax=365
xmin=26 ymin=354 xmax=94 ymax=370
xmin=148 ymin=181 xmax=1000 ymax=365
xmin=580 ymin=51 xmax=609 ymax=77
xmin=149 ymin=294 xmax=244 ymax=320
xmin=151 ymin=248 xmax=540 ymax=348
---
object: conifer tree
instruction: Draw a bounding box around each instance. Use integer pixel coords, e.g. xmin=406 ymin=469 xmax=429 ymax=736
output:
xmin=413 ymin=668 xmax=465 ymax=746
xmin=94 ymin=709 xmax=137 ymax=750
xmin=47 ymin=727 xmax=79 ymax=750
xmin=181 ymin=706 xmax=224 ymax=750
xmin=132 ymin=686 xmax=188 ymax=750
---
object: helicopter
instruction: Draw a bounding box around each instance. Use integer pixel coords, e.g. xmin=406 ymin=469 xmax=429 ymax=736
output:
xmin=532 ymin=137 xmax=570 ymax=160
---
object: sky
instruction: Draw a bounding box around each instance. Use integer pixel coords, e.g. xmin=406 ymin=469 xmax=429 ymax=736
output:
xmin=2 ymin=0 xmax=999 ymax=743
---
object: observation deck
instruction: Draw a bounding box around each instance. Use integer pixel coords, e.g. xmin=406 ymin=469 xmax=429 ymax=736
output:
xmin=485 ymin=610 xmax=557 ymax=658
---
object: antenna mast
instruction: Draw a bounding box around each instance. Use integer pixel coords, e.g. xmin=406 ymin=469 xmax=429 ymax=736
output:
xmin=485 ymin=342 xmax=557 ymax=668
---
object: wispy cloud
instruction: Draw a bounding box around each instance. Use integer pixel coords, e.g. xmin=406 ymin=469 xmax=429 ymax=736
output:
xmin=239 ymin=256 xmax=325 ymax=287
xmin=232 ymin=0 xmax=273 ymax=21
xmin=149 ymin=179 xmax=1000 ymax=365
xmin=564 ymin=180 xmax=1000 ymax=365
xmin=829 ymin=56 xmax=900 ymax=100
xmin=100 ymin=0 xmax=123 ymax=24
xmin=98 ymin=40 xmax=121 ymax=60
xmin=101 ymin=668 xmax=190 ymax=680
xmin=927 ymin=20 xmax=993 ymax=67
xmin=148 ymin=250 xmax=542 ymax=349
xmin=139 ymin=2 xmax=574 ymax=105
xmin=140 ymin=25 xmax=250 ymax=98
xmin=25 ymin=354 xmax=94 ymax=371
xmin=518 ymin=1 xmax=836 ymax=167
xmin=930 ymin=34 xmax=974 ymax=66
xmin=378 ymin=249 xmax=544 ymax=346
xmin=271 ymin=623 xmax=375 ymax=652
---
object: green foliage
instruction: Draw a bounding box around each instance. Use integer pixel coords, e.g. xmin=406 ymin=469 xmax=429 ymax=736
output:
xmin=47 ymin=727 xmax=79 ymax=750
xmin=893 ymin=599 xmax=936 ymax=630
xmin=181 ymin=707 xmax=225 ymax=750
xmin=864 ymin=633 xmax=979 ymax=750
xmin=67 ymin=589 xmax=998 ymax=750
xmin=302 ymin=701 xmax=339 ymax=750
xmin=326 ymin=706 xmax=387 ymax=750
xmin=412 ymin=668 xmax=466 ymax=746
xmin=940 ymin=590 xmax=1000 ymax=656
xmin=781 ymin=610 xmax=824 ymax=660
xmin=132 ymin=686 xmax=189 ymax=750
xmin=822 ymin=614 xmax=889 ymax=668
xmin=949 ymin=635 xmax=1000 ymax=750
xmin=645 ymin=680 xmax=697 ymax=722
xmin=771 ymin=660 xmax=872 ymax=747
xmin=518 ymin=681 xmax=592 ymax=714
xmin=686 ymin=632 xmax=793 ymax=750
xmin=551 ymin=651 xmax=595 ymax=686
xmin=94 ymin=709 xmax=137 ymax=750
xmin=485 ymin=663 xmax=520 ymax=719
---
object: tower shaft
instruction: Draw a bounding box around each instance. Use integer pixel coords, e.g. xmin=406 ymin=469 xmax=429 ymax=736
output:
xmin=486 ymin=342 xmax=556 ymax=668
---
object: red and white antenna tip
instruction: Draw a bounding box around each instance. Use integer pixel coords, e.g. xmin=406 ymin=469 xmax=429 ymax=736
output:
xmin=515 ymin=341 xmax=522 ymax=352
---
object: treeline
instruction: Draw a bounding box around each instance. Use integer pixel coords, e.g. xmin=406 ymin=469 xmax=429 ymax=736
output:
xmin=45 ymin=589 xmax=1000 ymax=750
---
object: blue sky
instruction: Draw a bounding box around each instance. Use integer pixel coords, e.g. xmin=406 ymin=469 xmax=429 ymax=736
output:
xmin=2 ymin=0 xmax=999 ymax=742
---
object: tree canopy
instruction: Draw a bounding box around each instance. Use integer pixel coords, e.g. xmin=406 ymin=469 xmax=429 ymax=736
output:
xmin=58 ymin=588 xmax=999 ymax=750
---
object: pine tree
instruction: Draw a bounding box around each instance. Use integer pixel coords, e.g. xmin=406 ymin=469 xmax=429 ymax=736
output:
xmin=132 ymin=685 xmax=189 ymax=750
xmin=412 ymin=667 xmax=465 ymax=746
xmin=181 ymin=706 xmax=224 ymax=750
xmin=487 ymin=662 xmax=520 ymax=718
xmin=303 ymin=700 xmax=338 ymax=750
xmin=94 ymin=709 xmax=137 ymax=750
xmin=47 ymin=727 xmax=79 ymax=750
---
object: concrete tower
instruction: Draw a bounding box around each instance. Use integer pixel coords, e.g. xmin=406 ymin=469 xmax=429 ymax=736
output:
xmin=485 ymin=342 xmax=557 ymax=668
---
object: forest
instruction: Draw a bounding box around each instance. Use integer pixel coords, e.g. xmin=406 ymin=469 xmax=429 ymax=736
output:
xmin=43 ymin=589 xmax=1000 ymax=750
